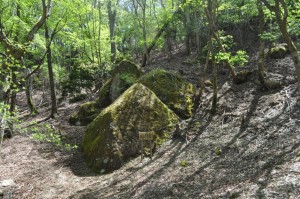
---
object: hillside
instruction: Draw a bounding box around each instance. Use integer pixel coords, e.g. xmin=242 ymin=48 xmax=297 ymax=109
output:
xmin=1 ymin=49 xmax=300 ymax=199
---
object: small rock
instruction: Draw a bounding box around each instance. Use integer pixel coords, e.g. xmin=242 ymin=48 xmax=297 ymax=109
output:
xmin=0 ymin=179 xmax=15 ymax=187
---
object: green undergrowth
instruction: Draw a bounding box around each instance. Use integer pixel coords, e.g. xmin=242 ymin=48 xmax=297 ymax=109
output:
xmin=26 ymin=123 xmax=78 ymax=151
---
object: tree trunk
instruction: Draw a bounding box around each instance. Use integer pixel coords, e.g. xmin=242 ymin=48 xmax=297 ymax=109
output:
xmin=206 ymin=0 xmax=218 ymax=114
xmin=107 ymin=0 xmax=117 ymax=62
xmin=257 ymin=0 xmax=266 ymax=85
xmin=184 ymin=3 xmax=191 ymax=55
xmin=45 ymin=22 xmax=57 ymax=118
xmin=9 ymin=69 xmax=17 ymax=114
xmin=141 ymin=9 xmax=181 ymax=67
xmin=25 ymin=68 xmax=38 ymax=114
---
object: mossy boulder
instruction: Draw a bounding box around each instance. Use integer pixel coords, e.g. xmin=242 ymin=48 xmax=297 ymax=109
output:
xmin=268 ymin=44 xmax=289 ymax=59
xmin=138 ymin=69 xmax=195 ymax=119
xmin=109 ymin=60 xmax=142 ymax=101
xmin=111 ymin=60 xmax=142 ymax=77
xmin=82 ymin=83 xmax=179 ymax=173
xmin=98 ymin=78 xmax=113 ymax=107
xmin=69 ymin=61 xmax=142 ymax=126
xmin=109 ymin=73 xmax=138 ymax=102
xmin=69 ymin=79 xmax=113 ymax=126
xmin=69 ymin=100 xmax=101 ymax=126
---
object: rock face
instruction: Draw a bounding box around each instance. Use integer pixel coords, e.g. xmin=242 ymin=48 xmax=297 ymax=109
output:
xmin=82 ymin=83 xmax=179 ymax=173
xmin=138 ymin=69 xmax=195 ymax=119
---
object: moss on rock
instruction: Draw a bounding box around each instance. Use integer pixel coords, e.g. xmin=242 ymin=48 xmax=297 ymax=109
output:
xmin=109 ymin=60 xmax=142 ymax=101
xmin=138 ymin=69 xmax=195 ymax=119
xmin=98 ymin=78 xmax=113 ymax=107
xmin=234 ymin=70 xmax=252 ymax=84
xmin=82 ymin=83 xmax=179 ymax=173
xmin=109 ymin=73 xmax=138 ymax=102
xmin=69 ymin=61 xmax=142 ymax=126
xmin=111 ymin=60 xmax=142 ymax=77
xmin=268 ymin=44 xmax=289 ymax=59
xmin=69 ymin=100 xmax=101 ymax=126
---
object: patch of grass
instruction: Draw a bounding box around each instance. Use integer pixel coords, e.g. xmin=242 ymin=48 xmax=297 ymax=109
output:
xmin=30 ymin=124 xmax=78 ymax=151
xmin=215 ymin=147 xmax=222 ymax=155
xmin=180 ymin=160 xmax=188 ymax=167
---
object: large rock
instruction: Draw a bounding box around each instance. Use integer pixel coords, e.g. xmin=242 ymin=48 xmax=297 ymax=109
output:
xmin=69 ymin=79 xmax=113 ymax=126
xmin=138 ymin=69 xmax=195 ymax=118
xmin=82 ymin=83 xmax=179 ymax=173
xmin=111 ymin=60 xmax=142 ymax=77
xmin=69 ymin=60 xmax=141 ymax=126
xmin=69 ymin=100 xmax=101 ymax=126
xmin=109 ymin=60 xmax=142 ymax=101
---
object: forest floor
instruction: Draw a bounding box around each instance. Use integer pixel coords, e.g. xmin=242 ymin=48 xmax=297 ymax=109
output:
xmin=1 ymin=48 xmax=300 ymax=199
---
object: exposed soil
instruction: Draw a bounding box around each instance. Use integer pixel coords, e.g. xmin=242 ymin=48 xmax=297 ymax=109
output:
xmin=1 ymin=49 xmax=300 ymax=199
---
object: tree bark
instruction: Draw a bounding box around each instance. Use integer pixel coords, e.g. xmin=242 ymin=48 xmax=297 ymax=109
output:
xmin=45 ymin=22 xmax=57 ymax=118
xmin=25 ymin=68 xmax=38 ymax=114
xmin=206 ymin=0 xmax=218 ymax=114
xmin=257 ymin=0 xmax=266 ymax=85
xmin=184 ymin=2 xmax=192 ymax=55
xmin=107 ymin=0 xmax=117 ymax=62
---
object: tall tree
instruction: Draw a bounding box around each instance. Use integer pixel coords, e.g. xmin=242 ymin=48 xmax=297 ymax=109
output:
xmin=107 ymin=0 xmax=118 ymax=62
xmin=0 ymin=0 xmax=52 ymax=112
xmin=257 ymin=0 xmax=266 ymax=86
xmin=205 ymin=0 xmax=218 ymax=114
xmin=45 ymin=21 xmax=57 ymax=118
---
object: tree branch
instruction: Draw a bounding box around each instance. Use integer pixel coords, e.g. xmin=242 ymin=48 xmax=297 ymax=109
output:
xmin=26 ymin=0 xmax=52 ymax=42
xmin=25 ymin=13 xmax=66 ymax=80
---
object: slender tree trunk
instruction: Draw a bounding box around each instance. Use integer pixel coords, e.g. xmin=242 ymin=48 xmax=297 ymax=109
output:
xmin=184 ymin=2 xmax=191 ymax=55
xmin=206 ymin=0 xmax=218 ymax=114
xmin=140 ymin=2 xmax=150 ymax=66
xmin=196 ymin=29 xmax=201 ymax=56
xmin=107 ymin=0 xmax=117 ymax=62
xmin=9 ymin=68 xmax=17 ymax=114
xmin=25 ymin=68 xmax=38 ymax=114
xmin=45 ymin=22 xmax=57 ymax=118
xmin=257 ymin=0 xmax=266 ymax=85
